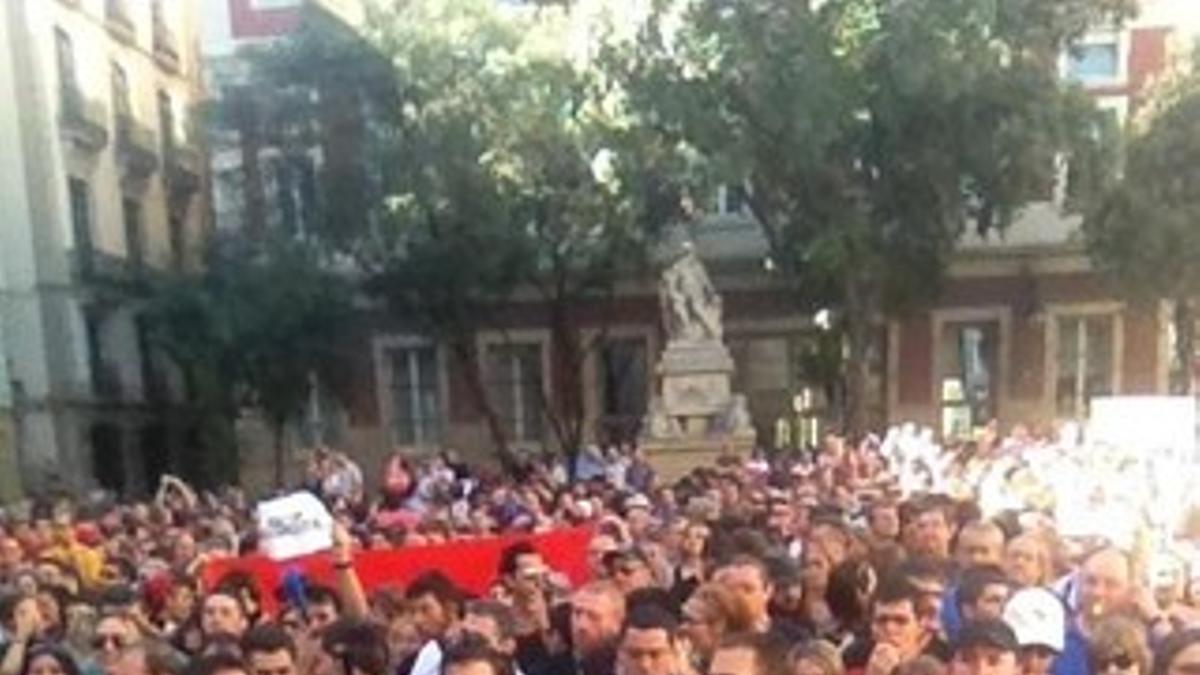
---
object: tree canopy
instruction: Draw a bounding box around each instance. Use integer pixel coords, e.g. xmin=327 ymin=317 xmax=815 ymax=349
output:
xmin=610 ymin=0 xmax=1132 ymax=430
xmin=1084 ymin=73 xmax=1200 ymax=393
xmin=361 ymin=0 xmax=681 ymax=467
xmin=147 ymin=234 xmax=355 ymax=485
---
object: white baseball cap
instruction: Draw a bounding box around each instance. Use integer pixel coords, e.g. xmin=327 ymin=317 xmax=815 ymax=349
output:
xmin=1003 ymin=587 xmax=1066 ymax=653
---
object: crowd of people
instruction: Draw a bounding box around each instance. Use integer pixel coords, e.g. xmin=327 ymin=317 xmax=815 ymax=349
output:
xmin=0 ymin=428 xmax=1198 ymax=675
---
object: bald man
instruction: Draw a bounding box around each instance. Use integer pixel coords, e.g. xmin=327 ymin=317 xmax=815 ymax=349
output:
xmin=955 ymin=521 xmax=1006 ymax=570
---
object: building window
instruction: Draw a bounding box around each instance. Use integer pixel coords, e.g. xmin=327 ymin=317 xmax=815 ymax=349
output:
xmin=717 ymin=183 xmax=750 ymax=215
xmin=123 ymin=198 xmax=143 ymax=269
xmin=83 ymin=306 xmax=107 ymax=396
xmin=158 ymin=90 xmax=174 ymax=151
xmin=486 ymin=342 xmax=544 ymax=443
xmin=1055 ymin=315 xmax=1114 ymax=419
xmin=1068 ymin=42 xmax=1119 ymax=82
xmin=269 ymin=154 xmax=319 ymax=236
xmin=169 ymin=212 xmax=184 ymax=269
xmin=940 ymin=321 xmax=999 ymax=439
xmin=111 ymin=63 xmax=130 ymax=118
xmin=68 ymin=177 xmax=92 ymax=273
xmin=55 ymin=29 xmax=75 ymax=90
xmin=387 ymin=345 xmax=441 ymax=446
xmin=135 ymin=315 xmax=159 ymax=401
xmin=598 ymin=337 xmax=648 ymax=443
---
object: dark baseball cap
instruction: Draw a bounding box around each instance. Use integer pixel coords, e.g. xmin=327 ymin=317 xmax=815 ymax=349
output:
xmin=956 ymin=619 xmax=1020 ymax=654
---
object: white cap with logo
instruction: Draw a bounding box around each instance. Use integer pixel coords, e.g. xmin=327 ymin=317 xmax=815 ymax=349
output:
xmin=1003 ymin=587 xmax=1066 ymax=653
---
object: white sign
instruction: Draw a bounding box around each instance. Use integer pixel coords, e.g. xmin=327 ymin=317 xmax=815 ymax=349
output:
xmin=1089 ymin=396 xmax=1196 ymax=457
xmin=257 ymin=492 xmax=334 ymax=561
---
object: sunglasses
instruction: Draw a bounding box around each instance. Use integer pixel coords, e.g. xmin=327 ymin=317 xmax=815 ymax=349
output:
xmin=873 ymin=613 xmax=914 ymax=627
xmin=92 ymin=634 xmax=127 ymax=650
xmin=1097 ymin=655 xmax=1136 ymax=671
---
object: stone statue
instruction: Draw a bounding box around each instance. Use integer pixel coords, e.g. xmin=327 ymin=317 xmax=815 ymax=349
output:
xmin=719 ymin=394 xmax=754 ymax=436
xmin=660 ymin=243 xmax=723 ymax=342
xmin=643 ymin=396 xmax=682 ymax=439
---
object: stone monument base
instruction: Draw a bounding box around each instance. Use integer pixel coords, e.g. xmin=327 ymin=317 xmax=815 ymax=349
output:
xmin=642 ymin=434 xmax=756 ymax=483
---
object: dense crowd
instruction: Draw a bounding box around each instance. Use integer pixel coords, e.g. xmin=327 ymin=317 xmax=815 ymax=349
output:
xmin=0 ymin=430 xmax=1198 ymax=675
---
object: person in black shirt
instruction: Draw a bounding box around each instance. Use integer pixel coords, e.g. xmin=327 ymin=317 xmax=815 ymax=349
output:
xmin=843 ymin=574 xmax=952 ymax=675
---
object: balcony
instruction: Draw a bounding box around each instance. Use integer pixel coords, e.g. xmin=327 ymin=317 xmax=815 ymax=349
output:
xmin=92 ymin=362 xmax=124 ymax=401
xmin=76 ymin=248 xmax=134 ymax=286
xmin=59 ymin=85 xmax=109 ymax=153
xmin=116 ymin=113 xmax=158 ymax=180
xmin=105 ymin=0 xmax=136 ymax=45
xmin=153 ymin=20 xmax=180 ymax=72
xmin=164 ymin=140 xmax=202 ymax=194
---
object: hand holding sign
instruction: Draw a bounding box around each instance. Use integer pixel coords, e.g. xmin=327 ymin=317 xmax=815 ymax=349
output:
xmin=257 ymin=492 xmax=334 ymax=561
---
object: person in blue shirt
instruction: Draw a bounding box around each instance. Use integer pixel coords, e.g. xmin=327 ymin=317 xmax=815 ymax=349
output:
xmin=941 ymin=520 xmax=1007 ymax=643
xmin=1052 ymin=548 xmax=1164 ymax=675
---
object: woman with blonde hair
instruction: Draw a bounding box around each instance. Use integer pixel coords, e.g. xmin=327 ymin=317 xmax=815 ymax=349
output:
xmin=790 ymin=640 xmax=844 ymax=675
xmin=1005 ymin=533 xmax=1052 ymax=588
xmin=680 ymin=582 xmax=757 ymax=671
xmin=1088 ymin=615 xmax=1152 ymax=675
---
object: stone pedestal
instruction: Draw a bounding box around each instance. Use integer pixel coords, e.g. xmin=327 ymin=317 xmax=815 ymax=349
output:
xmin=659 ymin=340 xmax=734 ymax=415
xmin=640 ymin=238 xmax=757 ymax=481
xmin=640 ymin=340 xmax=757 ymax=482
xmin=642 ymin=435 xmax=756 ymax=483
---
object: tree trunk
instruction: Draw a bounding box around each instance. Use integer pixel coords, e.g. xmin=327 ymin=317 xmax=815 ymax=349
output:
xmin=1173 ymin=297 xmax=1195 ymax=395
xmin=844 ymin=314 xmax=873 ymax=436
xmin=547 ymin=301 xmax=585 ymax=481
xmin=271 ymin=419 xmax=286 ymax=489
xmin=236 ymin=90 xmax=267 ymax=237
xmin=842 ymin=279 xmax=875 ymax=436
xmin=449 ymin=338 xmax=517 ymax=473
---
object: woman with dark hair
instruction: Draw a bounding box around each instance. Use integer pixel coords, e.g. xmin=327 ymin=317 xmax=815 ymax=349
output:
xmin=20 ymin=645 xmax=82 ymax=675
xmin=34 ymin=587 xmax=70 ymax=642
xmin=824 ymin=558 xmax=877 ymax=647
xmin=670 ymin=522 xmax=711 ymax=609
xmin=1152 ymin=628 xmax=1200 ymax=675
xmin=799 ymin=545 xmax=836 ymax=636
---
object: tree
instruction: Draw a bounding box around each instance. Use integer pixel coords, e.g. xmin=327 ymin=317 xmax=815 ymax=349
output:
xmin=208 ymin=6 xmax=396 ymax=247
xmin=1083 ymin=77 xmax=1200 ymax=394
xmin=147 ymin=234 xmax=354 ymax=487
xmin=362 ymin=0 xmax=677 ymax=473
xmin=611 ymin=0 xmax=1131 ymax=433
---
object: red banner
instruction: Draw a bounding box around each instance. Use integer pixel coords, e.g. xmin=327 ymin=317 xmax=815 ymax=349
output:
xmin=202 ymin=526 xmax=593 ymax=614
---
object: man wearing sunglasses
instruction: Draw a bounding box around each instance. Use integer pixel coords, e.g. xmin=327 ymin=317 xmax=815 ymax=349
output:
xmin=92 ymin=612 xmax=141 ymax=675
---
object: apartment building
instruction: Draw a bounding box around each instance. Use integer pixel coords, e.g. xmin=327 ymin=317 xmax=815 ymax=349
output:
xmin=887 ymin=1 xmax=1200 ymax=437
xmin=335 ymin=1 xmax=1200 ymax=468
xmin=0 ymin=0 xmax=206 ymax=493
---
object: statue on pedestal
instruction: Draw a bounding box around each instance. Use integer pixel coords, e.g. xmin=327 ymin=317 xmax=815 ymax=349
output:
xmin=640 ymin=237 xmax=757 ymax=478
xmin=643 ymin=396 xmax=682 ymax=439
xmin=660 ymin=243 xmax=723 ymax=343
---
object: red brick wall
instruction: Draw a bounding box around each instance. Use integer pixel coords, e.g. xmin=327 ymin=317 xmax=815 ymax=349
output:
xmin=228 ymin=0 xmax=301 ymax=39
xmin=1122 ymin=302 xmax=1160 ymax=393
xmin=1009 ymin=316 xmax=1045 ymax=400
xmin=1129 ymin=28 xmax=1170 ymax=112
xmin=897 ymin=313 xmax=933 ymax=405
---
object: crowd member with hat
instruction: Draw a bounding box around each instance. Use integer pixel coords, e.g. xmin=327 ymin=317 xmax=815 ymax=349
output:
xmin=1003 ymin=588 xmax=1065 ymax=675
xmin=0 ymin=423 xmax=1193 ymax=675
xmin=953 ymin=620 xmax=1020 ymax=675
